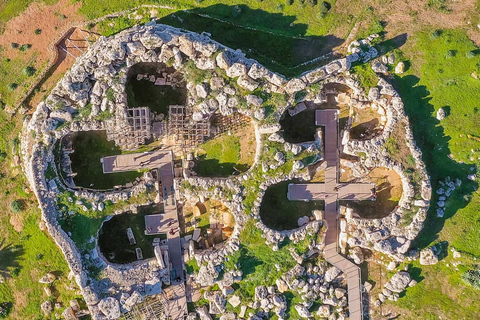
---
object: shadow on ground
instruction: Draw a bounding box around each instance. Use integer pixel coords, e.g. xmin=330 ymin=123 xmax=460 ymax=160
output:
xmin=391 ymin=74 xmax=478 ymax=250
xmin=158 ymin=4 xmax=343 ymax=77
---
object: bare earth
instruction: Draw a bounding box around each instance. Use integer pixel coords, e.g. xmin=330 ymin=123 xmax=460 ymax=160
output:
xmin=0 ymin=0 xmax=83 ymax=61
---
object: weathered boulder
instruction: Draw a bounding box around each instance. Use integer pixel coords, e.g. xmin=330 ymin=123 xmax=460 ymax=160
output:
xmin=276 ymin=278 xmax=289 ymax=293
xmin=196 ymin=83 xmax=209 ymax=99
xmin=226 ymin=63 xmax=247 ymax=78
xmin=368 ymin=87 xmax=380 ymax=101
xmin=371 ymin=60 xmax=388 ymax=73
xmin=395 ymin=61 xmax=405 ymax=74
xmin=41 ymin=301 xmax=53 ymax=315
xmin=295 ymin=304 xmax=311 ymax=318
xmin=145 ymin=277 xmax=163 ymax=295
xmin=39 ymin=272 xmax=56 ymax=284
xmin=324 ymin=266 xmax=341 ymax=283
xmin=197 ymin=263 xmax=219 ymax=286
xmin=126 ymin=41 xmax=146 ymax=56
xmin=349 ymin=246 xmax=364 ymax=264
xmin=436 ymin=108 xmax=446 ymax=120
xmin=98 ymin=297 xmax=121 ymax=320
xmin=384 ymin=271 xmax=411 ymax=293
xmin=317 ymin=305 xmax=331 ymax=317
xmin=285 ymin=78 xmax=306 ymax=94
xmin=237 ymin=75 xmax=259 ymax=91
xmin=419 ymin=247 xmax=439 ymax=265
xmin=246 ymin=95 xmax=263 ymax=107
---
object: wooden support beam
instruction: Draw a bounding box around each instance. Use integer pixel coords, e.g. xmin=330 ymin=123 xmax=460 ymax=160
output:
xmin=59 ymin=45 xmax=77 ymax=59
xmin=66 ymin=38 xmax=84 ymax=54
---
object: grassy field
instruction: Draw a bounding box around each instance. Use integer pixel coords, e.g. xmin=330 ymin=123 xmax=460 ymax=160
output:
xmin=195 ymin=124 xmax=255 ymax=177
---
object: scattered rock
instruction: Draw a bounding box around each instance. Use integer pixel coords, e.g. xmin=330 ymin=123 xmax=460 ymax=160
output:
xmin=436 ymin=108 xmax=446 ymax=120
xmin=384 ymin=271 xmax=411 ymax=293
xmin=419 ymin=247 xmax=439 ymax=265
xmin=395 ymin=61 xmax=405 ymax=74
xmin=98 ymin=297 xmax=121 ymax=320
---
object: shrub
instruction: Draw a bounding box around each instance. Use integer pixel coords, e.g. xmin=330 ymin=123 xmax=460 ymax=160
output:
xmin=231 ymin=5 xmax=242 ymax=18
xmin=10 ymin=42 xmax=19 ymax=49
xmin=318 ymin=1 xmax=331 ymax=18
xmin=276 ymin=4 xmax=285 ymax=11
xmin=34 ymin=28 xmax=42 ymax=35
xmin=106 ymin=88 xmax=115 ymax=101
xmin=466 ymin=51 xmax=476 ymax=59
xmin=384 ymin=137 xmax=399 ymax=155
xmin=23 ymin=66 xmax=36 ymax=77
xmin=8 ymin=83 xmax=18 ymax=90
xmin=306 ymin=0 xmax=317 ymax=7
xmin=0 ymin=150 xmax=6 ymax=162
xmin=445 ymin=50 xmax=455 ymax=58
xmin=286 ymin=0 xmax=294 ymax=5
xmin=10 ymin=267 xmax=20 ymax=277
xmin=19 ymin=44 xmax=32 ymax=51
xmin=0 ymin=302 xmax=11 ymax=318
xmin=10 ymin=200 xmax=24 ymax=213
xmin=462 ymin=266 xmax=480 ymax=290
xmin=430 ymin=30 xmax=442 ymax=40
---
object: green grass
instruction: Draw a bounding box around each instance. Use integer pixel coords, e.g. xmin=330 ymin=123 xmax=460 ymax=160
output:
xmin=384 ymin=28 xmax=480 ymax=319
xmin=0 ymin=53 xmax=42 ymax=107
xmin=223 ymin=220 xmax=319 ymax=319
xmin=195 ymin=134 xmax=249 ymax=177
xmin=67 ymin=131 xmax=142 ymax=189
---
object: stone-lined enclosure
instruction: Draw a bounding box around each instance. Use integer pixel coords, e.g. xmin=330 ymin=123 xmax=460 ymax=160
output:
xmin=21 ymin=22 xmax=431 ymax=319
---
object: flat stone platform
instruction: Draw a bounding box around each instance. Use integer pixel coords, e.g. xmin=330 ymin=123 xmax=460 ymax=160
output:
xmin=101 ymin=150 xmax=172 ymax=173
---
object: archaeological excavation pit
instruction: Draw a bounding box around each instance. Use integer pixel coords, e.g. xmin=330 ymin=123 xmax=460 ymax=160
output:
xmin=260 ymin=180 xmax=324 ymax=231
xmin=339 ymin=167 xmax=403 ymax=219
xmin=182 ymin=198 xmax=236 ymax=250
xmin=126 ymin=62 xmax=187 ymax=118
xmin=98 ymin=204 xmax=163 ymax=264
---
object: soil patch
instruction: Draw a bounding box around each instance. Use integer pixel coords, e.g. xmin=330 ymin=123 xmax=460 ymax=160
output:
xmin=340 ymin=167 xmax=402 ymax=219
xmin=350 ymin=104 xmax=385 ymax=140
xmin=260 ymin=180 xmax=324 ymax=231
xmin=183 ymin=199 xmax=235 ymax=250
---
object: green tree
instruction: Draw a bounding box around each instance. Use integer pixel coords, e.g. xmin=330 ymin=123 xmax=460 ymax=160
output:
xmin=23 ymin=66 xmax=36 ymax=77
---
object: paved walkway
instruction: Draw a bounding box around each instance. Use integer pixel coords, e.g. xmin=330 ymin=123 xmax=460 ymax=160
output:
xmin=101 ymin=149 xmax=172 ymax=173
xmin=291 ymin=110 xmax=364 ymax=320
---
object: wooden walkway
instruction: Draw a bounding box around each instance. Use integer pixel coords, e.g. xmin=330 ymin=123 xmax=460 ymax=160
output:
xmin=290 ymin=110 xmax=364 ymax=320
xmin=288 ymin=183 xmax=374 ymax=201
xmin=318 ymin=109 xmax=363 ymax=320
xmin=101 ymin=149 xmax=187 ymax=318
xmin=101 ymin=150 xmax=172 ymax=173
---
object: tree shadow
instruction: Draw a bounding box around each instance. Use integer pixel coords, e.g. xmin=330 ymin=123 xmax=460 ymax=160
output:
xmin=0 ymin=240 xmax=24 ymax=276
xmin=157 ymin=4 xmax=344 ymax=77
xmin=391 ymin=75 xmax=478 ymax=250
